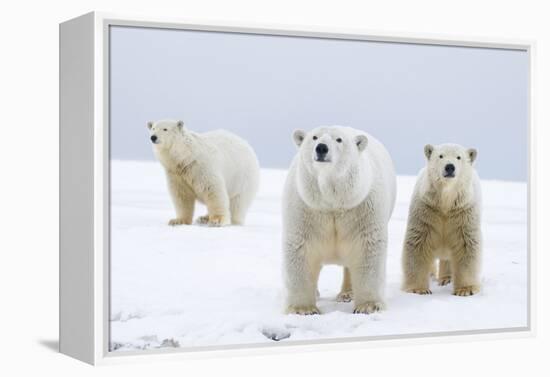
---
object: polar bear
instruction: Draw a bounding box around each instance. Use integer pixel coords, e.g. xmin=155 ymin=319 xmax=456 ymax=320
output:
xmin=402 ymin=143 xmax=482 ymax=296
xmin=282 ymin=126 xmax=396 ymax=315
xmin=147 ymin=120 xmax=260 ymax=226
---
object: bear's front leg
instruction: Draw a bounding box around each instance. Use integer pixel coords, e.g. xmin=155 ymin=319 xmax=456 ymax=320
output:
xmin=203 ymin=181 xmax=231 ymax=227
xmin=349 ymin=235 xmax=387 ymax=314
xmin=284 ymin=241 xmax=321 ymax=315
xmin=402 ymin=215 xmax=434 ymax=295
xmin=451 ymin=252 xmax=481 ymax=296
xmin=167 ymin=177 xmax=195 ymax=226
xmin=451 ymin=217 xmax=481 ymax=296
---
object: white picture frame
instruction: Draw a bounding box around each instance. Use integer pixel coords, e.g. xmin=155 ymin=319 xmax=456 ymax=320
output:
xmin=59 ymin=11 xmax=536 ymax=365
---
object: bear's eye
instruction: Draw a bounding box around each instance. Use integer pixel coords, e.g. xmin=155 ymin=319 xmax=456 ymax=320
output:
xmin=457 ymin=156 xmax=461 ymax=160
xmin=313 ymin=136 xmax=318 ymax=140
xmin=439 ymin=155 xmax=443 ymax=159
xmin=163 ymin=128 xmax=167 ymax=131
xmin=336 ymin=138 xmax=342 ymax=143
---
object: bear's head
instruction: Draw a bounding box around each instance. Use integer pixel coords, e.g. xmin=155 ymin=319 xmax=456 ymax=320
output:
xmin=147 ymin=120 xmax=185 ymax=149
xmin=292 ymin=126 xmax=371 ymax=210
xmin=293 ymin=126 xmax=368 ymax=174
xmin=424 ymin=143 xmax=477 ymax=187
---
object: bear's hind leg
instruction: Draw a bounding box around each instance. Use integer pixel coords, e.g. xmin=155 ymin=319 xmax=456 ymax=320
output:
xmin=437 ymin=259 xmax=452 ymax=286
xmin=430 ymin=259 xmax=438 ymax=280
xmin=336 ymin=267 xmax=353 ymax=302
xmin=229 ymin=194 xmax=253 ymax=225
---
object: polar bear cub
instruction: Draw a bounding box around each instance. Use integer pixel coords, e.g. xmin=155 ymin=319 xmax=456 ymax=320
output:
xmin=147 ymin=120 xmax=260 ymax=226
xmin=402 ymin=143 xmax=482 ymax=296
xmin=282 ymin=126 xmax=396 ymax=315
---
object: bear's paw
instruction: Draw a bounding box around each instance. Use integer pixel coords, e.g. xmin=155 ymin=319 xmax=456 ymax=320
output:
xmin=195 ymin=215 xmax=210 ymax=225
xmin=168 ymin=218 xmax=191 ymax=226
xmin=336 ymin=291 xmax=353 ymax=303
xmin=453 ymin=285 xmax=480 ymax=296
xmin=286 ymin=305 xmax=320 ymax=315
xmin=353 ymin=301 xmax=384 ymax=314
xmin=405 ymin=288 xmax=433 ymax=295
xmin=207 ymin=215 xmax=230 ymax=227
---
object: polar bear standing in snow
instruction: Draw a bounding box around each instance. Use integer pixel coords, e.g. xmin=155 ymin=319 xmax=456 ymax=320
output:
xmin=147 ymin=120 xmax=260 ymax=226
xmin=402 ymin=143 xmax=482 ymax=296
xmin=282 ymin=126 xmax=396 ymax=315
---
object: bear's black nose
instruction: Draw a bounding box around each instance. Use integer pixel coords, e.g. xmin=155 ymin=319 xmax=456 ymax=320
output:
xmin=445 ymin=164 xmax=455 ymax=174
xmin=151 ymin=135 xmax=158 ymax=142
xmin=315 ymin=143 xmax=329 ymax=155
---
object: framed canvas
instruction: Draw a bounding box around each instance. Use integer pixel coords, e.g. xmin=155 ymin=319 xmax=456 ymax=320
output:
xmin=59 ymin=11 xmax=535 ymax=365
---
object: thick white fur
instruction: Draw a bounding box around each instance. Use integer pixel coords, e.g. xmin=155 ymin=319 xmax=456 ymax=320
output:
xmin=402 ymin=143 xmax=482 ymax=296
xmin=148 ymin=120 xmax=260 ymax=226
xmin=282 ymin=126 xmax=396 ymax=315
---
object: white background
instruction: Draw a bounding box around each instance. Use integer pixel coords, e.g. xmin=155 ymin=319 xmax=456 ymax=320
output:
xmin=0 ymin=0 xmax=547 ymax=375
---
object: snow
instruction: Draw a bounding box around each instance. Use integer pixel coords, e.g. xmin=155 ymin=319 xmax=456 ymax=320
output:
xmin=110 ymin=160 xmax=528 ymax=352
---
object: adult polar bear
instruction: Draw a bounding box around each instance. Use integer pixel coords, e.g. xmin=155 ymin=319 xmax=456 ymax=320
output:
xmin=148 ymin=120 xmax=259 ymax=226
xmin=283 ymin=126 xmax=396 ymax=315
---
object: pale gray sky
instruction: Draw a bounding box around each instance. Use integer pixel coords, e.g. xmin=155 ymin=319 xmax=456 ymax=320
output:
xmin=110 ymin=26 xmax=528 ymax=181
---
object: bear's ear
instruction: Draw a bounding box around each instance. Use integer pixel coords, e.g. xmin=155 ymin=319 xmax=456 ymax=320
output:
xmin=355 ymin=135 xmax=368 ymax=152
xmin=176 ymin=121 xmax=185 ymax=131
xmin=467 ymin=148 xmax=477 ymax=163
xmin=424 ymin=144 xmax=434 ymax=160
xmin=147 ymin=121 xmax=154 ymax=130
xmin=293 ymin=129 xmax=306 ymax=147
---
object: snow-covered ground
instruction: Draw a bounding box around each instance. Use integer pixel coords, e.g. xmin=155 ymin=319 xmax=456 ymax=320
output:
xmin=110 ymin=160 xmax=528 ymax=351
